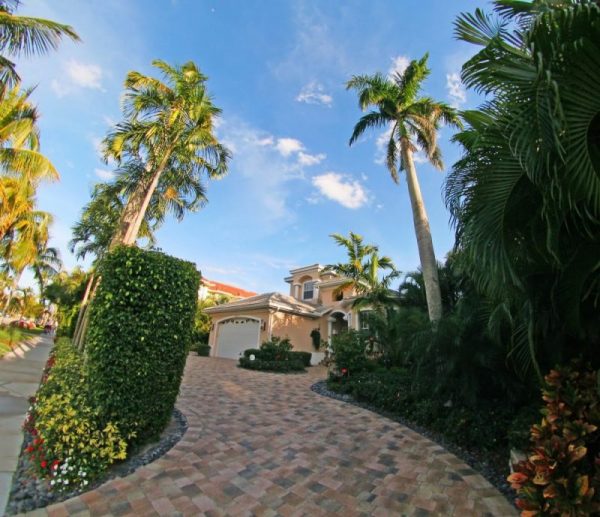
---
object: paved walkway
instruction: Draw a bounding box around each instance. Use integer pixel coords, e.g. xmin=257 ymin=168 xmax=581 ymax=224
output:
xmin=37 ymin=356 xmax=516 ymax=516
xmin=0 ymin=335 xmax=52 ymax=515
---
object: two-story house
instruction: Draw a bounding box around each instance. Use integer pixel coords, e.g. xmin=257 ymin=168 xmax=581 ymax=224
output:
xmin=205 ymin=264 xmax=366 ymax=364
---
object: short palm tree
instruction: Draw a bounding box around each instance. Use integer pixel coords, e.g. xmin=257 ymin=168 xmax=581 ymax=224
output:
xmin=104 ymin=59 xmax=230 ymax=246
xmin=0 ymin=0 xmax=79 ymax=87
xmin=326 ymin=232 xmax=400 ymax=309
xmin=346 ymin=54 xmax=461 ymax=322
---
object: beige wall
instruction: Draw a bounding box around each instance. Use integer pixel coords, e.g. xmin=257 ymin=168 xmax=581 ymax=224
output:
xmin=270 ymin=311 xmax=318 ymax=353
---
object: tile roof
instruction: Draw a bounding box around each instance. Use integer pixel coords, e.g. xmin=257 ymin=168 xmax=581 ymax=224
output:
xmin=202 ymin=278 xmax=257 ymax=299
xmin=204 ymin=292 xmax=327 ymax=317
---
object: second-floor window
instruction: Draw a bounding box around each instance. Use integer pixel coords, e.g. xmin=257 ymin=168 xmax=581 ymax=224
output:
xmin=303 ymin=281 xmax=315 ymax=300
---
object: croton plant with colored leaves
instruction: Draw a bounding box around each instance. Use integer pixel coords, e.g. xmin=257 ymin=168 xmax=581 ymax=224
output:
xmin=508 ymin=362 xmax=600 ymax=516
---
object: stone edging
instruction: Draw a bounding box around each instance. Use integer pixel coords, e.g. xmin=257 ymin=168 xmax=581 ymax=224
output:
xmin=310 ymin=380 xmax=515 ymax=503
xmin=6 ymin=408 xmax=188 ymax=515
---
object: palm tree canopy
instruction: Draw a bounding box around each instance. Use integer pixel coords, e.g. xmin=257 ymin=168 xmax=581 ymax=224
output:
xmin=0 ymin=86 xmax=58 ymax=183
xmin=103 ymin=60 xmax=230 ymax=187
xmin=346 ymin=54 xmax=462 ymax=183
xmin=0 ymin=1 xmax=79 ymax=87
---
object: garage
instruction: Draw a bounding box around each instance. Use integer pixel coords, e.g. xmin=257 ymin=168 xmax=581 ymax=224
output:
xmin=215 ymin=317 xmax=260 ymax=359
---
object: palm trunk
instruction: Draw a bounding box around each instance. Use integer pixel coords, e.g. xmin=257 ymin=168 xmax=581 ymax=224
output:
xmin=2 ymin=270 xmax=22 ymax=318
xmin=401 ymin=140 xmax=443 ymax=322
xmin=72 ymin=272 xmax=95 ymax=349
xmin=110 ymin=146 xmax=175 ymax=248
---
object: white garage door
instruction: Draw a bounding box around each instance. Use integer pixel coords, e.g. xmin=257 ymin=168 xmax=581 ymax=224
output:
xmin=216 ymin=318 xmax=260 ymax=359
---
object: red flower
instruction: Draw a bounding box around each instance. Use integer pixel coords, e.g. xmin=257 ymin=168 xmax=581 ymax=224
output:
xmin=26 ymin=446 xmax=34 ymax=453
xmin=341 ymin=368 xmax=348 ymax=375
xmin=40 ymin=460 xmax=47 ymax=468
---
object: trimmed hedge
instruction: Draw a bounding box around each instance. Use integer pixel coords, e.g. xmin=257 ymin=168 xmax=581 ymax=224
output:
xmin=243 ymin=348 xmax=261 ymax=358
xmin=190 ymin=342 xmax=211 ymax=356
xmin=291 ymin=351 xmax=312 ymax=367
xmin=86 ymin=246 xmax=200 ymax=445
xmin=239 ymin=356 xmax=304 ymax=372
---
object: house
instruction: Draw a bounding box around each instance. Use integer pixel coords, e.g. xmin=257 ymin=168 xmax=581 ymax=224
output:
xmin=199 ymin=278 xmax=257 ymax=301
xmin=205 ymin=264 xmax=368 ymax=363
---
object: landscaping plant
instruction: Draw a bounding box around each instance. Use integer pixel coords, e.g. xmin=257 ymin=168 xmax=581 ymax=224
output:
xmin=508 ymin=362 xmax=600 ymax=516
xmin=85 ymin=246 xmax=200 ymax=445
xmin=24 ymin=338 xmax=127 ymax=490
xmin=238 ymin=337 xmax=306 ymax=372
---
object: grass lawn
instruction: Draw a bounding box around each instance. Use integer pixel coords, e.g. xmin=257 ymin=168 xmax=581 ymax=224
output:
xmin=0 ymin=327 xmax=44 ymax=358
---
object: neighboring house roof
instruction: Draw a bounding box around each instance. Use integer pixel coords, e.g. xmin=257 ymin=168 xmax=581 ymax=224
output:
xmin=204 ymin=292 xmax=334 ymax=318
xmin=202 ymin=278 xmax=257 ymax=299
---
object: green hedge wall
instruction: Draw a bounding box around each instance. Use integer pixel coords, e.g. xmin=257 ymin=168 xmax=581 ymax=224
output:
xmin=85 ymin=246 xmax=200 ymax=445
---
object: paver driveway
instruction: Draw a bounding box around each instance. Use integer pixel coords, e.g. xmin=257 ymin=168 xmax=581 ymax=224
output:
xmin=42 ymin=357 xmax=516 ymax=516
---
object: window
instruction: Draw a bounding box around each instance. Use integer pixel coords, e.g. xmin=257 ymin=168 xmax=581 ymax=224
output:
xmin=360 ymin=310 xmax=372 ymax=330
xmin=303 ymin=281 xmax=315 ymax=300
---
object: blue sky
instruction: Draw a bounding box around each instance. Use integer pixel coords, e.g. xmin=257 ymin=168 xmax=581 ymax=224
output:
xmin=17 ymin=0 xmax=484 ymax=293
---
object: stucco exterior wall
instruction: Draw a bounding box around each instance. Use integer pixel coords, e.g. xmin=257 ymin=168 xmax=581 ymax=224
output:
xmin=270 ymin=311 xmax=318 ymax=353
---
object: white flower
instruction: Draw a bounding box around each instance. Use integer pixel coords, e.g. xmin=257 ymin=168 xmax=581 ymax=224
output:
xmin=83 ymin=480 xmax=88 ymax=486
xmin=249 ymin=354 xmax=256 ymax=361
xmin=50 ymin=480 xmax=55 ymax=486
xmin=63 ymin=479 xmax=69 ymax=485
xmin=81 ymin=472 xmax=86 ymax=477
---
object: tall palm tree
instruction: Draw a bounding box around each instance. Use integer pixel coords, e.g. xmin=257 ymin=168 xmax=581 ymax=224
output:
xmin=347 ymin=55 xmax=462 ymax=322
xmin=31 ymin=242 xmax=61 ymax=296
xmin=0 ymin=86 xmax=58 ymax=190
xmin=0 ymin=0 xmax=79 ymax=87
xmin=104 ymin=59 xmax=230 ymax=246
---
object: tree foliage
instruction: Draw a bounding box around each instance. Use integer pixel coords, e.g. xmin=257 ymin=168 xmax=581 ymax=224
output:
xmin=446 ymin=0 xmax=600 ymax=376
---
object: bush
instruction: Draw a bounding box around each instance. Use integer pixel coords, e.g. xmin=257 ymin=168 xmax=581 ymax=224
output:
xmin=508 ymin=362 xmax=600 ymax=515
xmin=86 ymin=246 xmax=200 ymax=445
xmin=330 ymin=330 xmax=373 ymax=374
xmin=328 ymin=367 xmax=514 ymax=452
xmin=239 ymin=356 xmax=304 ymax=372
xmin=258 ymin=336 xmax=292 ymax=361
xmin=189 ymin=342 xmax=210 ymax=356
xmin=291 ymin=351 xmax=312 ymax=367
xmin=239 ymin=337 xmax=306 ymax=373
xmin=26 ymin=338 xmax=127 ymax=489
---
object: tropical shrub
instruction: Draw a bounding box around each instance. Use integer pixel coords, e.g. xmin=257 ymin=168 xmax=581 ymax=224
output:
xmin=238 ymin=357 xmax=304 ymax=372
xmin=330 ymin=330 xmax=373 ymax=375
xmin=258 ymin=336 xmax=292 ymax=361
xmin=25 ymin=338 xmax=127 ymax=490
xmin=508 ymin=362 xmax=600 ymax=515
xmin=310 ymin=328 xmax=321 ymax=350
xmin=448 ymin=1 xmax=600 ymax=377
xmin=86 ymin=246 xmax=200 ymax=445
xmin=239 ymin=337 xmax=306 ymax=372
xmin=291 ymin=351 xmax=312 ymax=367
xmin=189 ymin=342 xmax=210 ymax=356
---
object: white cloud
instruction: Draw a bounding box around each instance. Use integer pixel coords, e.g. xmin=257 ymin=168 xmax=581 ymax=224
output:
xmin=51 ymin=60 xmax=104 ymax=97
xmin=67 ymin=60 xmax=103 ymax=89
xmin=296 ymin=81 xmax=333 ymax=107
xmin=388 ymin=55 xmax=410 ymax=78
xmin=297 ymin=151 xmax=325 ymax=166
xmin=276 ymin=137 xmax=304 ymax=157
xmin=446 ymin=72 xmax=467 ymax=108
xmin=94 ymin=168 xmax=115 ymax=181
xmin=312 ymin=172 xmax=368 ymax=209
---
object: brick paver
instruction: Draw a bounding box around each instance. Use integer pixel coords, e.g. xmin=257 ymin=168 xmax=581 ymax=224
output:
xmin=41 ymin=357 xmax=516 ymax=516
